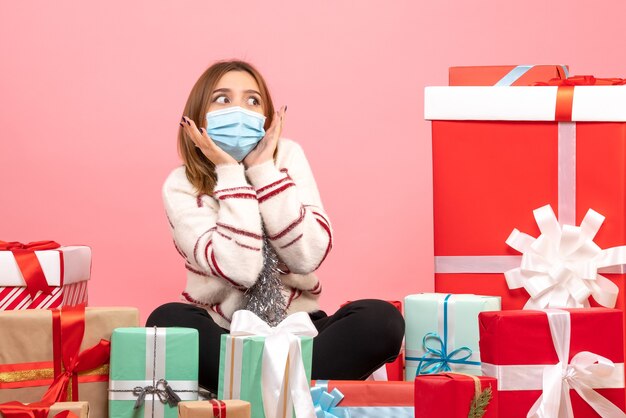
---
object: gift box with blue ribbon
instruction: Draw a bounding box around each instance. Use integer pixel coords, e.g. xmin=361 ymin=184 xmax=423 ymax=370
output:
xmin=404 ymin=293 xmax=500 ymax=379
xmin=311 ymin=380 xmax=414 ymax=418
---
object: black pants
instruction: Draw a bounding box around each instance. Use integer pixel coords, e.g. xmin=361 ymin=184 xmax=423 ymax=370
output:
xmin=146 ymin=299 xmax=405 ymax=392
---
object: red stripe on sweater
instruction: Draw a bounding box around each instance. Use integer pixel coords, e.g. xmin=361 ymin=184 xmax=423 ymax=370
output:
xmin=203 ymin=241 xmax=218 ymax=276
xmin=235 ymin=241 xmax=261 ymax=251
xmin=196 ymin=194 xmax=208 ymax=208
xmin=269 ymin=206 xmax=305 ymax=240
xmin=194 ymin=228 xmax=216 ymax=264
xmin=173 ymin=240 xmax=187 ymax=260
xmin=309 ymin=282 xmax=322 ymax=295
xmin=211 ymin=251 xmax=246 ymax=290
xmin=258 ymin=182 xmax=295 ymax=203
xmin=256 ymin=176 xmax=291 ymax=194
xmin=214 ymin=186 xmax=254 ymax=195
xmin=216 ymin=231 xmax=232 ymax=240
xmin=285 ymin=288 xmax=297 ymax=309
xmin=219 ymin=193 xmax=257 ymax=200
xmin=280 ymin=233 xmax=303 ymax=249
xmin=311 ymin=211 xmax=331 ymax=230
xmin=217 ymin=223 xmax=262 ymax=240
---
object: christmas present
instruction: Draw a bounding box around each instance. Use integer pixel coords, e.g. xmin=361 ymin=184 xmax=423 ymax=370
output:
xmin=0 ymin=401 xmax=89 ymax=418
xmin=108 ymin=327 xmax=199 ymax=418
xmin=342 ymin=300 xmax=404 ymax=381
xmin=414 ymin=373 xmax=497 ymax=418
xmin=218 ymin=310 xmax=316 ymax=418
xmin=449 ymin=64 xmax=568 ymax=86
xmin=404 ymin=293 xmax=500 ymax=379
xmin=0 ymin=241 xmax=90 ymax=310
xmin=310 ymin=380 xmax=414 ymax=417
xmin=0 ymin=305 xmax=139 ymax=418
xmin=178 ymin=400 xmax=250 ymax=418
xmin=479 ymin=308 xmax=626 ymax=417
xmin=426 ymin=76 xmax=626 ymax=310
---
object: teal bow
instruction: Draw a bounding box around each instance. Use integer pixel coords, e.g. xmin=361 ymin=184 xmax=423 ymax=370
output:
xmin=311 ymin=386 xmax=348 ymax=418
xmin=416 ymin=332 xmax=478 ymax=375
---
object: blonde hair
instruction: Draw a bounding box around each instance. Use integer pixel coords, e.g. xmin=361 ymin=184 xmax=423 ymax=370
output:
xmin=178 ymin=60 xmax=275 ymax=195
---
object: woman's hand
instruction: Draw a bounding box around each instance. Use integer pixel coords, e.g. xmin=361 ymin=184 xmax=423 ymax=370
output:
xmin=243 ymin=106 xmax=286 ymax=168
xmin=180 ymin=116 xmax=237 ymax=166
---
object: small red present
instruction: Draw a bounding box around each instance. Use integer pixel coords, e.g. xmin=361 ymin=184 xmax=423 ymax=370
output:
xmin=449 ymin=64 xmax=568 ymax=86
xmin=414 ymin=373 xmax=497 ymax=418
xmin=479 ymin=308 xmax=625 ymax=417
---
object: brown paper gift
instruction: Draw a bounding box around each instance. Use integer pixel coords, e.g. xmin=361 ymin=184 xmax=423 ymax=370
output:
xmin=0 ymin=401 xmax=89 ymax=418
xmin=179 ymin=400 xmax=250 ymax=418
xmin=0 ymin=307 xmax=139 ymax=418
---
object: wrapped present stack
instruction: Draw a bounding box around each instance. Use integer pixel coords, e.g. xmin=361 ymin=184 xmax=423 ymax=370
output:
xmin=409 ymin=64 xmax=626 ymax=417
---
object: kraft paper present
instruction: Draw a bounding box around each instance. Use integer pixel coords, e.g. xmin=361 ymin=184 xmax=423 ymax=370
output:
xmin=0 ymin=401 xmax=89 ymax=418
xmin=0 ymin=307 xmax=139 ymax=418
xmin=178 ymin=400 xmax=250 ymax=418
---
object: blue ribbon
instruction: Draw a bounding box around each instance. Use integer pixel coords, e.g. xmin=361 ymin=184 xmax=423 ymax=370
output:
xmin=406 ymin=294 xmax=481 ymax=376
xmin=311 ymin=384 xmax=348 ymax=418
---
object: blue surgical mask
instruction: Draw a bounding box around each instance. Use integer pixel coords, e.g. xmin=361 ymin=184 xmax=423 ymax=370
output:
xmin=205 ymin=106 xmax=266 ymax=162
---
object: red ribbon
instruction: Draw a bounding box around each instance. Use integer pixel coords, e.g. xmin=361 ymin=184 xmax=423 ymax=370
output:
xmin=0 ymin=402 xmax=80 ymax=418
xmin=210 ymin=400 xmax=227 ymax=418
xmin=0 ymin=241 xmax=61 ymax=299
xmin=40 ymin=304 xmax=111 ymax=404
xmin=533 ymin=75 xmax=626 ymax=121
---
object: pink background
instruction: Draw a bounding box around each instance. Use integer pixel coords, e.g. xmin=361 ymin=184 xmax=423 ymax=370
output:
xmin=2 ymin=1 xmax=626 ymax=322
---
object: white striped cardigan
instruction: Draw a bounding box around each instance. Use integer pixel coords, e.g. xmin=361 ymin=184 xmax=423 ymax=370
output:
xmin=163 ymin=138 xmax=333 ymax=329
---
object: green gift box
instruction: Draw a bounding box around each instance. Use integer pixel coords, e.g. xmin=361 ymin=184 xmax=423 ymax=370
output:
xmin=404 ymin=293 xmax=500 ymax=379
xmin=217 ymin=312 xmax=315 ymax=418
xmin=108 ymin=327 xmax=199 ymax=418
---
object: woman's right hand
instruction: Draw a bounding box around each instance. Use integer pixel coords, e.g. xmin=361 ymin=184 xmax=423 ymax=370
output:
xmin=181 ymin=116 xmax=237 ymax=166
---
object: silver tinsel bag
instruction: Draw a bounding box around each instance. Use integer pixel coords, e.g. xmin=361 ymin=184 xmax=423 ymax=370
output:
xmin=242 ymin=224 xmax=287 ymax=326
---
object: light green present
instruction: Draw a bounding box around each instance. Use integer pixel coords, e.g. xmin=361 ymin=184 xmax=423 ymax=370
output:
xmin=404 ymin=293 xmax=500 ymax=380
xmin=218 ymin=311 xmax=315 ymax=418
xmin=108 ymin=327 xmax=199 ymax=418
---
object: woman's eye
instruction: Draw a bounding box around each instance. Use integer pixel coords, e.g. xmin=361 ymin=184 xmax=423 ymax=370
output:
xmin=214 ymin=96 xmax=229 ymax=104
xmin=247 ymin=97 xmax=260 ymax=106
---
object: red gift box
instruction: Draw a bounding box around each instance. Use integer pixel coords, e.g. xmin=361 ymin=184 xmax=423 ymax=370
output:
xmin=414 ymin=373 xmax=497 ymax=418
xmin=311 ymin=380 xmax=413 ymax=416
xmin=479 ymin=308 xmax=625 ymax=417
xmin=427 ymin=79 xmax=626 ymax=313
xmin=449 ymin=64 xmax=568 ymax=86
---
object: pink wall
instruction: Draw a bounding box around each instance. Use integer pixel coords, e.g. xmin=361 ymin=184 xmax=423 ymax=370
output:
xmin=2 ymin=1 xmax=626 ymax=322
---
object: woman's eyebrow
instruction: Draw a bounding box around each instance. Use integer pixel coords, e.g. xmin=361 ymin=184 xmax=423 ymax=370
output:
xmin=244 ymin=89 xmax=261 ymax=95
xmin=212 ymin=88 xmax=231 ymax=94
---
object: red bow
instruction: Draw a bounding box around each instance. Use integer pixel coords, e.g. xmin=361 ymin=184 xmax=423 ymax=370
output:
xmin=533 ymin=75 xmax=626 ymax=121
xmin=40 ymin=304 xmax=111 ymax=404
xmin=0 ymin=241 xmax=61 ymax=299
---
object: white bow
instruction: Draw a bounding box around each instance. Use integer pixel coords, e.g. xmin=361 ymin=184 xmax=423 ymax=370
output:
xmin=505 ymin=205 xmax=624 ymax=309
xmin=527 ymin=310 xmax=626 ymax=418
xmin=230 ymin=310 xmax=318 ymax=418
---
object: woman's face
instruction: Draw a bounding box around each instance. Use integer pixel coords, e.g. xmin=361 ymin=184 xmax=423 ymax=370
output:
xmin=207 ymin=70 xmax=265 ymax=115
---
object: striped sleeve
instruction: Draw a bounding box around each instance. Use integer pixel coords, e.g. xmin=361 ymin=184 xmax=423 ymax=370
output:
xmin=245 ymin=140 xmax=333 ymax=274
xmin=162 ymin=165 xmax=264 ymax=289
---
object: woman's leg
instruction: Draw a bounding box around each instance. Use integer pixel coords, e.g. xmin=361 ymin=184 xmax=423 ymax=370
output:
xmin=146 ymin=302 xmax=228 ymax=392
xmin=310 ymin=299 xmax=405 ymax=380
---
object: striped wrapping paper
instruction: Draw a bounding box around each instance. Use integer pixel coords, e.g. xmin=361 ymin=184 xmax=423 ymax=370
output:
xmin=0 ymin=246 xmax=91 ymax=310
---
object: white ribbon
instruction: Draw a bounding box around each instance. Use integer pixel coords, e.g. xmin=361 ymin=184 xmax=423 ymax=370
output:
xmin=525 ymin=310 xmax=626 ymax=418
xmin=504 ymin=205 xmax=625 ymax=309
xmin=230 ymin=310 xmax=318 ymax=418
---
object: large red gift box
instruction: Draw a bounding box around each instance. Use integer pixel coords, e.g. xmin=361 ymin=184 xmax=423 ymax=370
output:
xmin=426 ymin=81 xmax=626 ymax=312
xmin=414 ymin=373 xmax=497 ymax=418
xmin=449 ymin=64 xmax=568 ymax=86
xmin=479 ymin=308 xmax=625 ymax=417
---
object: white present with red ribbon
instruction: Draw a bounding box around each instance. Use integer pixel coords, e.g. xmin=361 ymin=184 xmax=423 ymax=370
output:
xmin=0 ymin=241 xmax=91 ymax=310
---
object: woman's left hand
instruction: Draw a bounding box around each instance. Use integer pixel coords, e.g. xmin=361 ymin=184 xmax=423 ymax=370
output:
xmin=243 ymin=105 xmax=286 ymax=168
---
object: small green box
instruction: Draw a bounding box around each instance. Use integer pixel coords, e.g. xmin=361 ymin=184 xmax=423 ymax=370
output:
xmin=109 ymin=327 xmax=199 ymax=418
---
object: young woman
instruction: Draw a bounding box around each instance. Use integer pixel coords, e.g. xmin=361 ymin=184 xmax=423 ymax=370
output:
xmin=147 ymin=60 xmax=404 ymax=392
